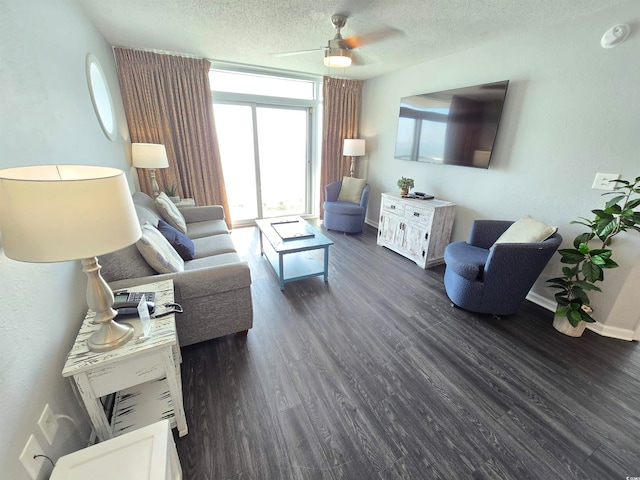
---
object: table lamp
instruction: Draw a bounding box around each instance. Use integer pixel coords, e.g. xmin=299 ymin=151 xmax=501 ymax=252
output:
xmin=343 ymin=139 xmax=365 ymax=177
xmin=0 ymin=165 xmax=142 ymax=352
xmin=131 ymin=143 xmax=169 ymax=197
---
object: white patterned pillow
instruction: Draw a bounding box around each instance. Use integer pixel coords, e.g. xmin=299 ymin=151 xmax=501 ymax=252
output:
xmin=155 ymin=192 xmax=187 ymax=233
xmin=136 ymin=223 xmax=184 ymax=274
xmin=494 ymin=215 xmax=557 ymax=244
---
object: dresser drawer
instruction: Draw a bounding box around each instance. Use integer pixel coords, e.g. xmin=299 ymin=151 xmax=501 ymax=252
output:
xmin=405 ymin=205 xmax=434 ymax=225
xmin=87 ymin=352 xmax=167 ymax=398
xmin=382 ymin=199 xmax=405 ymax=216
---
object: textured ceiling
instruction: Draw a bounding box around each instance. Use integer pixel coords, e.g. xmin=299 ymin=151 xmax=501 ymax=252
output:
xmin=76 ymin=0 xmax=627 ymax=80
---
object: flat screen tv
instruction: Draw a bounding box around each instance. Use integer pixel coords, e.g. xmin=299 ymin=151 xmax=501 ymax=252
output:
xmin=394 ymin=80 xmax=509 ymax=168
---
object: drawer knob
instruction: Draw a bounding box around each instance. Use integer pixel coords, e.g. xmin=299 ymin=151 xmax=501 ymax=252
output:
xmin=390 ymin=205 xmax=396 ymax=209
xmin=413 ymin=212 xmax=420 ymax=217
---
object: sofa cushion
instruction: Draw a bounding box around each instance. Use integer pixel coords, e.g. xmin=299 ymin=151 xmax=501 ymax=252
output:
xmin=186 ymin=219 xmax=229 ymax=239
xmin=185 ymin=252 xmax=243 ymax=271
xmin=133 ymin=191 xmax=160 ymax=214
xmin=444 ymin=241 xmax=490 ymax=281
xmin=337 ymin=176 xmax=366 ymax=204
xmin=157 ymin=219 xmax=195 ymax=260
xmin=180 ymin=205 xmax=225 ymax=223
xmin=100 ymin=244 xmax=156 ymax=282
xmin=136 ymin=223 xmax=185 ymax=274
xmin=191 ymin=234 xmax=237 ymax=259
xmin=156 ymin=192 xmax=187 ymax=233
xmin=323 ymin=201 xmax=365 ymax=216
xmin=494 ymin=215 xmax=557 ymax=244
xmin=135 ymin=204 xmax=162 ymax=228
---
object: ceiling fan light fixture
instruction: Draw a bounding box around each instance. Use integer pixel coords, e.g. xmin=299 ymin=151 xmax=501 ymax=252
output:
xmin=324 ymin=48 xmax=352 ymax=68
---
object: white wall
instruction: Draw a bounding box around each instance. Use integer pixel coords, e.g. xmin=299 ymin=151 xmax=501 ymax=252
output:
xmin=360 ymin=2 xmax=639 ymax=337
xmin=0 ymin=0 xmax=131 ymax=478
xmin=602 ymin=262 xmax=640 ymax=340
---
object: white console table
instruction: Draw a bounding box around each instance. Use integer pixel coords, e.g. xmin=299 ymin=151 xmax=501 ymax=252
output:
xmin=377 ymin=193 xmax=456 ymax=268
xmin=62 ymin=279 xmax=187 ymax=441
xmin=50 ymin=419 xmax=182 ymax=479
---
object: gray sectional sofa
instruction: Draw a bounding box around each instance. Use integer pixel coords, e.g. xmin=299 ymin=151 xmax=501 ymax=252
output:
xmin=100 ymin=192 xmax=253 ymax=346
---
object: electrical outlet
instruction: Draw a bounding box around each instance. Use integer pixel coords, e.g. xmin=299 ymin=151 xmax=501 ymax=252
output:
xmin=19 ymin=434 xmax=52 ymax=480
xmin=592 ymin=172 xmax=620 ymax=191
xmin=38 ymin=404 xmax=59 ymax=445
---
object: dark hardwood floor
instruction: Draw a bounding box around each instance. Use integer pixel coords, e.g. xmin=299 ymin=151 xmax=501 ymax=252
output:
xmin=175 ymin=222 xmax=640 ymax=480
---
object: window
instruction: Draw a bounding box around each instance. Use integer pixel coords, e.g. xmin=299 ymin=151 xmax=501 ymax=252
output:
xmin=210 ymin=67 xmax=321 ymax=226
xmin=209 ymin=70 xmax=314 ymax=100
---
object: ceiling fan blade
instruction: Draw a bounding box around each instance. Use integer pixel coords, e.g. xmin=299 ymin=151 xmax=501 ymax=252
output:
xmin=272 ymin=47 xmax=325 ymax=58
xmin=350 ymin=51 xmax=365 ymax=66
xmin=343 ymin=26 xmax=405 ymax=49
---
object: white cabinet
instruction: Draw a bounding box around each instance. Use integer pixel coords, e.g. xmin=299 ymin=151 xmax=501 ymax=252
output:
xmin=377 ymin=193 xmax=456 ymax=268
xmin=50 ymin=420 xmax=181 ymax=479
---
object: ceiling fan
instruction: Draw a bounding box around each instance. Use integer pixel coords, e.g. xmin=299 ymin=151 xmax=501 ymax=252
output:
xmin=274 ymin=14 xmax=401 ymax=68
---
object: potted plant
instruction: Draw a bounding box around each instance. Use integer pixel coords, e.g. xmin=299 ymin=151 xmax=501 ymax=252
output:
xmin=397 ymin=176 xmax=415 ymax=196
xmin=547 ymin=176 xmax=640 ymax=337
xmin=163 ymin=182 xmax=181 ymax=204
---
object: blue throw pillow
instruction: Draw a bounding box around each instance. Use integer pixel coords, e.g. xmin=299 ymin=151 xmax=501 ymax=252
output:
xmin=157 ymin=219 xmax=195 ymax=261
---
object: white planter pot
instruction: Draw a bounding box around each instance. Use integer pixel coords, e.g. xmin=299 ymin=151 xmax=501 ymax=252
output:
xmin=553 ymin=315 xmax=587 ymax=337
xmin=169 ymin=196 xmax=180 ymax=204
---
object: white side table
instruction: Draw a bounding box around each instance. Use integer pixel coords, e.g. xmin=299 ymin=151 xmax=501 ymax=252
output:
xmin=50 ymin=419 xmax=182 ymax=479
xmin=176 ymin=198 xmax=195 ymax=208
xmin=62 ymin=279 xmax=187 ymax=441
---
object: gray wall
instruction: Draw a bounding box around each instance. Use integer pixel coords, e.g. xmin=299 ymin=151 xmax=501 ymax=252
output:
xmin=0 ymin=0 xmax=131 ymax=478
xmin=360 ymin=2 xmax=639 ymax=336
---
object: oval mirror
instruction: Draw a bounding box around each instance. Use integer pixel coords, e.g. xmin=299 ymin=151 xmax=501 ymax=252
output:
xmin=86 ymin=53 xmax=116 ymax=141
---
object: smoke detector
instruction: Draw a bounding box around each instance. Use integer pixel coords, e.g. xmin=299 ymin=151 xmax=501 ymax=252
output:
xmin=601 ymin=24 xmax=630 ymax=48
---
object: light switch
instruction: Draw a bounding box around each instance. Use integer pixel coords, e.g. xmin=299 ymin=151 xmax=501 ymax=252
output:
xmin=592 ymin=173 xmax=620 ymax=191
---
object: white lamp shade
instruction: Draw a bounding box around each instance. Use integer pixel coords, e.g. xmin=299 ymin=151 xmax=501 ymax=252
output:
xmin=343 ymin=139 xmax=365 ymax=156
xmin=0 ymin=165 xmax=142 ymax=262
xmin=131 ymin=143 xmax=169 ymax=169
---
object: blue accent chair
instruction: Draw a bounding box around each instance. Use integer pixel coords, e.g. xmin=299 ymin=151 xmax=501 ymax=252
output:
xmin=323 ymin=180 xmax=370 ymax=233
xmin=443 ymin=220 xmax=562 ymax=316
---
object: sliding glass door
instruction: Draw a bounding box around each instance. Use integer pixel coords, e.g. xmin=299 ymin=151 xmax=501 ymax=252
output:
xmin=213 ymin=104 xmax=258 ymax=221
xmin=213 ymin=102 xmax=310 ymax=223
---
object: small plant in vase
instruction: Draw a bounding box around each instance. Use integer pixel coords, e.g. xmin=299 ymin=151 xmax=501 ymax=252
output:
xmin=163 ymin=182 xmax=181 ymax=204
xmin=397 ymin=177 xmax=415 ymax=196
xmin=547 ymin=176 xmax=640 ymax=337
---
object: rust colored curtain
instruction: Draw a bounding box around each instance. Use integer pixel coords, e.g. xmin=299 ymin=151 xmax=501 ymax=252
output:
xmin=320 ymin=76 xmax=363 ymax=217
xmin=114 ymin=48 xmax=231 ymax=227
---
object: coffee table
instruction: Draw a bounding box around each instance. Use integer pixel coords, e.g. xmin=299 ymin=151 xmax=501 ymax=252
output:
xmin=255 ymin=216 xmax=333 ymax=290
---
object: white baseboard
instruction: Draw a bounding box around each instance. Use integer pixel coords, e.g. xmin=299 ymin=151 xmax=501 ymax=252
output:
xmin=525 ymin=291 xmax=556 ymax=312
xmin=365 ymin=218 xmax=378 ymax=229
xmin=526 ymin=292 xmax=635 ymax=341
xmin=585 ymin=322 xmax=635 ymax=341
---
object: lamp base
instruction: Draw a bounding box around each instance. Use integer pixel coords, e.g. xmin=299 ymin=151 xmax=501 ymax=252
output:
xmin=150 ymin=168 xmax=160 ymax=197
xmin=82 ymin=256 xmax=135 ymax=353
xmin=87 ymin=320 xmax=134 ymax=352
